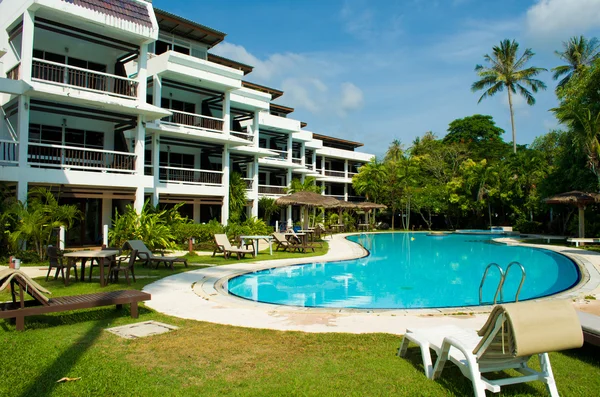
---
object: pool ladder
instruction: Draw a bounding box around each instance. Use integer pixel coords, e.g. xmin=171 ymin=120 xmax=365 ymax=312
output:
xmin=479 ymin=261 xmax=526 ymax=305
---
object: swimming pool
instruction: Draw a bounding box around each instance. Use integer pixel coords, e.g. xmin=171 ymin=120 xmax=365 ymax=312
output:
xmin=227 ymin=233 xmax=580 ymax=309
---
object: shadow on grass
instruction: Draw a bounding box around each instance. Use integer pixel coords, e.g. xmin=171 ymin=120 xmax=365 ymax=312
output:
xmin=560 ymin=343 xmax=600 ymax=366
xmin=22 ymin=306 xmax=153 ymax=330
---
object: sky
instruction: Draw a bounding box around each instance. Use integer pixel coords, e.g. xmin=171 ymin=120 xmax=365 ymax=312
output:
xmin=153 ymin=0 xmax=600 ymax=158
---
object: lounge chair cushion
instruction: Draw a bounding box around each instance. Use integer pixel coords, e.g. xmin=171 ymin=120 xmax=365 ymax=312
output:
xmin=0 ymin=269 xmax=51 ymax=304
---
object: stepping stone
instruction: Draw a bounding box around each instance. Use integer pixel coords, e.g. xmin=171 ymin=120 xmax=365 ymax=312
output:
xmin=105 ymin=321 xmax=179 ymax=339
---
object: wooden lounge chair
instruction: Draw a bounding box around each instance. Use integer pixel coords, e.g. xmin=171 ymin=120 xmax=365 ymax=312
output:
xmin=272 ymin=232 xmax=300 ymax=252
xmin=212 ymin=234 xmax=254 ymax=259
xmin=398 ymin=300 xmax=583 ymax=397
xmin=125 ymin=240 xmax=187 ymax=270
xmin=46 ymin=245 xmax=78 ymax=285
xmin=0 ymin=269 xmax=150 ymax=331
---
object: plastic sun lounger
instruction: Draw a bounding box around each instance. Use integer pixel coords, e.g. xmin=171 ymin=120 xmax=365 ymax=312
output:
xmin=212 ymin=234 xmax=255 ymax=260
xmin=126 ymin=240 xmax=188 ymax=270
xmin=0 ymin=269 xmax=150 ymax=331
xmin=567 ymin=238 xmax=600 ymax=247
xmin=397 ymin=300 xmax=583 ymax=397
xmin=577 ymin=311 xmax=600 ymax=346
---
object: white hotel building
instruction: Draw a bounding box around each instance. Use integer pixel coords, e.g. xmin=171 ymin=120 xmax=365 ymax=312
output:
xmin=0 ymin=0 xmax=373 ymax=246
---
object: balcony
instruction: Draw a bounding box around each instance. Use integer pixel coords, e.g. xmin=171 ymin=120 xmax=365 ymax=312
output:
xmin=323 ymin=169 xmax=346 ymax=178
xmin=324 ymin=194 xmax=345 ymax=201
xmin=291 ymin=157 xmax=303 ymax=165
xmin=0 ymin=140 xmax=18 ymax=166
xmin=242 ymin=178 xmax=254 ymax=190
xmin=6 ymin=63 xmax=20 ymax=80
xmin=31 ymin=58 xmax=139 ymax=99
xmin=264 ymin=149 xmax=288 ymax=162
xmin=231 ymin=131 xmax=254 ymax=142
xmin=258 ymin=185 xmax=287 ymax=195
xmin=28 ymin=143 xmax=136 ymax=174
xmin=162 ymin=109 xmax=224 ymax=133
xmin=159 ymin=166 xmax=223 ymax=186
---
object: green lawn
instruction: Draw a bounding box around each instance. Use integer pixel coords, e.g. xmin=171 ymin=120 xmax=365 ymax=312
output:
xmin=2 ymin=241 xmax=600 ymax=396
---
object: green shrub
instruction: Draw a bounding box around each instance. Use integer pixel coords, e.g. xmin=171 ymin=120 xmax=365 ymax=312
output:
xmin=514 ymin=219 xmax=542 ymax=234
xmin=173 ymin=219 xmax=224 ymax=243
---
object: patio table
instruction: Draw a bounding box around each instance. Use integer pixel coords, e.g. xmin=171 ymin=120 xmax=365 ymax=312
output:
xmin=63 ymin=250 xmax=119 ymax=287
xmin=239 ymin=235 xmax=273 ymax=256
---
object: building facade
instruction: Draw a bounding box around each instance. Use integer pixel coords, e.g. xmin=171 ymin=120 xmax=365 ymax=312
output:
xmin=0 ymin=0 xmax=373 ymax=245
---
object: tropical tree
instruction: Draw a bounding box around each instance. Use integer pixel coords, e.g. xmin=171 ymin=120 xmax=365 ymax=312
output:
xmin=258 ymin=197 xmax=280 ymax=223
xmin=229 ymin=172 xmax=248 ymax=222
xmin=443 ymin=115 xmax=509 ymax=161
xmin=472 ymin=39 xmax=547 ymax=153
xmin=287 ymin=176 xmax=321 ymax=194
xmin=352 ymin=157 xmax=386 ymax=203
xmin=552 ymin=35 xmax=600 ymax=90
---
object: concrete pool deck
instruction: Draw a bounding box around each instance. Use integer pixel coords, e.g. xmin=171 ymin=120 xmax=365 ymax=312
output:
xmin=143 ymin=233 xmax=600 ymax=335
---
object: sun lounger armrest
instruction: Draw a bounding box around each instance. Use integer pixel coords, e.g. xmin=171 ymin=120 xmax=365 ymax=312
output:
xmin=136 ymin=251 xmax=151 ymax=260
xmin=432 ymin=336 xmax=478 ymax=380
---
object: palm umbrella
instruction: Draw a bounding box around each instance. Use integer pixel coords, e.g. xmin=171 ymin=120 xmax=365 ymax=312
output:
xmin=275 ymin=192 xmax=341 ymax=230
xmin=544 ymin=191 xmax=600 ymax=238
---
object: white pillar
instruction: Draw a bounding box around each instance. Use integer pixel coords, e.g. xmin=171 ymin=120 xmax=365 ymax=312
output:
xmin=137 ymin=43 xmax=148 ymax=101
xmin=253 ymin=111 xmax=260 ymax=148
xmin=151 ymin=132 xmax=160 ymax=206
xmin=193 ymin=203 xmax=200 ymax=223
xmin=101 ymin=195 xmax=112 ymax=226
xmin=287 ymin=205 xmax=292 ymax=229
xmin=134 ymin=115 xmax=145 ymax=213
xmin=344 ymin=159 xmax=349 ymax=178
xmin=344 ymin=183 xmax=348 ymax=202
xmin=59 ymin=226 xmax=65 ymax=250
xmin=102 ymin=225 xmax=109 ymax=247
xmin=17 ymin=180 xmax=27 ymax=204
xmin=312 ymin=151 xmax=317 ymax=171
xmin=321 ymin=156 xmax=325 ymax=175
xmin=152 ymin=75 xmax=162 ymax=107
xmin=300 ymin=143 xmax=306 ymax=166
xmin=222 ymin=92 xmax=231 ymax=135
xmin=20 ymin=10 xmax=35 ymax=84
xmin=251 ymin=156 xmax=259 ymax=217
xmin=221 ymin=144 xmax=230 ymax=224
xmin=17 ymin=96 xmax=29 ymax=171
xmin=287 ymin=133 xmax=292 ymax=163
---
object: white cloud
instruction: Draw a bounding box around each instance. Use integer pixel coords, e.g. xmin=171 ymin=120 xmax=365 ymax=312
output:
xmin=526 ymin=0 xmax=600 ymax=38
xmin=340 ymin=82 xmax=364 ymax=112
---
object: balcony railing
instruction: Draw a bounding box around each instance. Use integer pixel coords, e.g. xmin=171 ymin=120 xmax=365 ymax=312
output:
xmin=28 ymin=143 xmax=136 ymax=174
xmin=324 ymin=170 xmax=346 ymax=178
xmin=242 ymin=178 xmax=254 ymax=190
xmin=291 ymin=157 xmax=303 ymax=165
xmin=0 ymin=139 xmax=18 ymax=165
xmin=264 ymin=149 xmax=288 ymax=162
xmin=258 ymin=185 xmax=287 ymax=195
xmin=324 ymin=194 xmax=345 ymax=201
xmin=231 ymin=131 xmax=254 ymax=142
xmin=31 ymin=58 xmax=138 ymax=98
xmin=6 ymin=63 xmax=20 ymax=80
xmin=159 ymin=166 xmax=223 ymax=186
xmin=162 ymin=109 xmax=224 ymax=133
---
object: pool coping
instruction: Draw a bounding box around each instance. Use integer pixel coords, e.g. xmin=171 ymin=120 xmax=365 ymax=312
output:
xmin=143 ymin=232 xmax=600 ymax=334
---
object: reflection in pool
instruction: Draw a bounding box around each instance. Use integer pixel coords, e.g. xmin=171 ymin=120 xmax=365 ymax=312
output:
xmin=227 ymin=233 xmax=580 ymax=309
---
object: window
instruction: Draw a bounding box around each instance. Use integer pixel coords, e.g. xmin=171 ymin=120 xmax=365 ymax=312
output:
xmin=153 ymin=34 xmax=207 ymax=60
xmin=29 ymin=124 xmax=62 ymax=145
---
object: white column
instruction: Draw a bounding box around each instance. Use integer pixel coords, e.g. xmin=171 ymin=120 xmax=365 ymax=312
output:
xmin=193 ymin=203 xmax=200 ymax=223
xmin=300 ymin=143 xmax=306 ymax=166
xmin=344 ymin=183 xmax=348 ymax=202
xmin=222 ymin=92 xmax=231 ymax=135
xmin=20 ymin=10 xmax=35 ymax=84
xmin=152 ymin=75 xmax=162 ymax=107
xmin=101 ymin=195 xmax=112 ymax=227
xmin=287 ymin=206 xmax=292 ymax=229
xmin=253 ymin=111 xmax=260 ymax=148
xmin=17 ymin=180 xmax=28 ymax=204
xmin=137 ymin=43 xmax=148 ymax=101
xmin=17 ymin=96 xmax=29 ymax=171
xmin=321 ymin=156 xmax=325 ymax=175
xmin=287 ymin=133 xmax=293 ymax=163
xmin=344 ymin=159 xmax=349 ymax=179
xmin=312 ymin=151 xmax=317 ymax=171
xmin=221 ymin=144 xmax=230 ymax=224
xmin=151 ymin=132 xmax=160 ymax=206
xmin=134 ymin=115 xmax=146 ymax=213
xmin=251 ymin=156 xmax=259 ymax=217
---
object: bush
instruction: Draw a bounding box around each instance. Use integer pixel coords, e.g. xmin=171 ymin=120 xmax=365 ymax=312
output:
xmin=225 ymin=217 xmax=269 ymax=239
xmin=514 ymin=219 xmax=542 ymax=234
xmin=173 ymin=219 xmax=224 ymax=243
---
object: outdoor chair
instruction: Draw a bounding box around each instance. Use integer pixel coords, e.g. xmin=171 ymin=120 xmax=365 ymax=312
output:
xmin=125 ymin=240 xmax=187 ymax=270
xmin=108 ymin=249 xmax=138 ymax=286
xmin=86 ymin=246 xmax=122 ymax=282
xmin=397 ymin=300 xmax=583 ymax=397
xmin=46 ymin=246 xmax=78 ymax=286
xmin=0 ymin=268 xmax=150 ymax=331
xmin=272 ymin=232 xmax=301 ymax=252
xmin=212 ymin=234 xmax=254 ymax=259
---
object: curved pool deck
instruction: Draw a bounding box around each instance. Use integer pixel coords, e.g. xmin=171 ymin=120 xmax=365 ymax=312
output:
xmin=143 ymin=233 xmax=600 ymax=334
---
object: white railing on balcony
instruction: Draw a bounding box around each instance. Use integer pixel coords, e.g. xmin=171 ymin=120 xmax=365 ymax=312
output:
xmin=159 ymin=166 xmax=223 ymax=186
xmin=231 ymin=130 xmax=254 ymax=142
xmin=264 ymin=149 xmax=288 ymax=162
xmin=291 ymin=157 xmax=303 ymax=165
xmin=258 ymin=185 xmax=287 ymax=195
xmin=242 ymin=178 xmax=254 ymax=190
xmin=28 ymin=143 xmax=136 ymax=173
xmin=320 ymin=169 xmax=346 ymax=178
xmin=31 ymin=58 xmax=138 ymax=98
xmin=6 ymin=63 xmax=20 ymax=80
xmin=0 ymin=139 xmax=18 ymax=165
xmin=162 ymin=109 xmax=224 ymax=133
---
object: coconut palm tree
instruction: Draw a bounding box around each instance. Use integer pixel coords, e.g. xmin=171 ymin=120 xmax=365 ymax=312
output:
xmin=287 ymin=176 xmax=322 ymax=194
xmin=352 ymin=158 xmax=386 ymax=203
xmin=552 ymin=36 xmax=600 ymax=90
xmin=472 ymin=39 xmax=547 ymax=154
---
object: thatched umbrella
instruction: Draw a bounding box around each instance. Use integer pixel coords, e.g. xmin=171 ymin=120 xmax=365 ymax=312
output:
xmin=544 ymin=191 xmax=600 ymax=238
xmin=275 ymin=192 xmax=341 ymax=229
xmin=355 ymin=202 xmax=387 ymax=225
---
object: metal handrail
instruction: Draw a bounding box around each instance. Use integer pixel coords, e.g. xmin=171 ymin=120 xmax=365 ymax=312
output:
xmin=500 ymin=261 xmax=526 ymax=302
xmin=479 ymin=262 xmax=505 ymax=304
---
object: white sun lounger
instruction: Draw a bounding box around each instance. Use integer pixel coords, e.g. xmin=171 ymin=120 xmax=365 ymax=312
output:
xmin=398 ymin=300 xmax=583 ymax=397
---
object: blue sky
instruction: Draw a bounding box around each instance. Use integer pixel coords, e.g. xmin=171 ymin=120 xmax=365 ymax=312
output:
xmin=154 ymin=0 xmax=600 ymax=157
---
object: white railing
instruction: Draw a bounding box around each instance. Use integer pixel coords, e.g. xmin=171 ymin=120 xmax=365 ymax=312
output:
xmin=258 ymin=184 xmax=287 ymax=195
xmin=0 ymin=139 xmax=18 ymax=165
xmin=231 ymin=130 xmax=254 ymax=142
xmin=264 ymin=149 xmax=288 ymax=162
xmin=324 ymin=194 xmax=345 ymax=200
xmin=292 ymin=157 xmax=303 ymax=165
xmin=6 ymin=63 xmax=20 ymax=80
xmin=31 ymin=58 xmax=138 ymax=98
xmin=1 ymin=106 xmax=18 ymax=141
xmin=242 ymin=178 xmax=253 ymax=190
xmin=159 ymin=165 xmax=223 ymax=186
xmin=320 ymin=169 xmax=346 ymax=178
xmin=28 ymin=142 xmax=136 ymax=173
xmin=162 ymin=109 xmax=224 ymax=133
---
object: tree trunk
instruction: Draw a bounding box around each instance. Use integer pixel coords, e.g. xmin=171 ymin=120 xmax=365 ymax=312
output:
xmin=391 ymin=205 xmax=395 ymax=230
xmin=507 ymin=88 xmax=517 ymax=154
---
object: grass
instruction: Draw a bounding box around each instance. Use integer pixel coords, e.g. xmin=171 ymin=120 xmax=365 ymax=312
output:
xmin=3 ymin=240 xmax=600 ymax=396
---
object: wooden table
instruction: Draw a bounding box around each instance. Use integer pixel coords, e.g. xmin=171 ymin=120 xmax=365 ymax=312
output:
xmin=63 ymin=250 xmax=119 ymax=287
xmin=330 ymin=224 xmax=345 ymax=233
xmin=298 ymin=229 xmax=315 ymax=242
xmin=239 ymin=235 xmax=273 ymax=256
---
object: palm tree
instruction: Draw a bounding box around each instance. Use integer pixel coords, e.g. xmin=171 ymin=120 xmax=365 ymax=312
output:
xmin=552 ymin=36 xmax=600 ymax=90
xmin=352 ymin=158 xmax=386 ymax=203
xmin=287 ymin=176 xmax=322 ymax=194
xmin=472 ymin=39 xmax=547 ymax=154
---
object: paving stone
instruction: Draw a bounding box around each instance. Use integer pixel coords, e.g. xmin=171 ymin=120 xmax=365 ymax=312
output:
xmin=105 ymin=321 xmax=179 ymax=339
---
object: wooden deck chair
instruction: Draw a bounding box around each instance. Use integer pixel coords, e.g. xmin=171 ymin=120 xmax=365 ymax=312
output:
xmin=272 ymin=232 xmax=300 ymax=252
xmin=125 ymin=240 xmax=187 ymax=270
xmin=398 ymin=300 xmax=583 ymax=397
xmin=212 ymin=234 xmax=254 ymax=259
xmin=0 ymin=269 xmax=150 ymax=331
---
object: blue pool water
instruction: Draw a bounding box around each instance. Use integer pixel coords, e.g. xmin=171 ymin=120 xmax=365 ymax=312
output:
xmin=227 ymin=233 xmax=580 ymax=309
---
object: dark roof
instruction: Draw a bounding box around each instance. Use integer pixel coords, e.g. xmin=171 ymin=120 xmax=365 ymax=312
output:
xmin=62 ymin=0 xmax=153 ymax=28
xmin=154 ymin=8 xmax=225 ymax=48
xmin=300 ymin=121 xmax=307 ymax=128
xmin=241 ymin=81 xmax=283 ymax=100
xmin=270 ymin=103 xmax=294 ymax=115
xmin=312 ymin=133 xmax=364 ymax=149
xmin=207 ymin=54 xmax=253 ymax=75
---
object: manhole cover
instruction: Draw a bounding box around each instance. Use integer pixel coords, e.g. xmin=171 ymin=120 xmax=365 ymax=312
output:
xmin=105 ymin=321 xmax=179 ymax=339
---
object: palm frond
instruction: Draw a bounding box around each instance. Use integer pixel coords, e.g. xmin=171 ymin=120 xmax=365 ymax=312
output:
xmin=516 ymin=84 xmax=536 ymax=105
